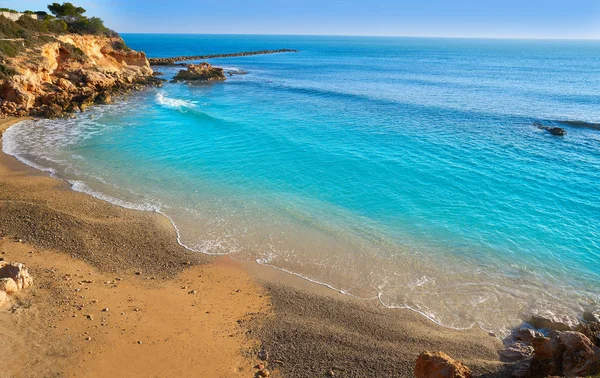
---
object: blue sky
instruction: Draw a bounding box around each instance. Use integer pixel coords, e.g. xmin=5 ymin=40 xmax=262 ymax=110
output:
xmin=4 ymin=0 xmax=599 ymax=39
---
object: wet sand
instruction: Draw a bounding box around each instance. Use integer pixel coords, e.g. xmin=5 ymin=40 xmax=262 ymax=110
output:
xmin=0 ymin=116 xmax=510 ymax=377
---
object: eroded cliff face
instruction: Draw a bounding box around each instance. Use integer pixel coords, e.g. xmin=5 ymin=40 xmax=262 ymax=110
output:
xmin=0 ymin=34 xmax=158 ymax=118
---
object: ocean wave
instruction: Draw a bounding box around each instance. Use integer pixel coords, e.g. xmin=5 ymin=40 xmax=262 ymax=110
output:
xmin=155 ymin=92 xmax=198 ymax=112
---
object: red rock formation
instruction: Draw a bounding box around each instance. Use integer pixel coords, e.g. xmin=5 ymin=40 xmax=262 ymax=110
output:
xmin=0 ymin=34 xmax=159 ymax=118
xmin=414 ymin=351 xmax=472 ymax=378
xmin=173 ymin=62 xmax=226 ymax=82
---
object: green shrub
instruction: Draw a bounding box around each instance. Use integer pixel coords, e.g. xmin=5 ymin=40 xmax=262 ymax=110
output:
xmin=0 ymin=63 xmax=16 ymax=78
xmin=67 ymin=16 xmax=117 ymax=36
xmin=60 ymin=42 xmax=86 ymax=61
xmin=0 ymin=15 xmax=22 ymax=38
xmin=112 ymin=39 xmax=131 ymax=52
xmin=16 ymin=15 xmax=49 ymax=32
xmin=0 ymin=40 xmax=22 ymax=57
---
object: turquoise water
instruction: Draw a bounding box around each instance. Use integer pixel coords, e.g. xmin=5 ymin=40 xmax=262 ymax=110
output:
xmin=4 ymin=35 xmax=600 ymax=332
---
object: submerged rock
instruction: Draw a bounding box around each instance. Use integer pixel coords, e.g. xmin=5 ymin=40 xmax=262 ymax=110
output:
xmin=172 ymin=62 xmax=226 ymax=82
xmin=527 ymin=313 xmax=579 ymax=332
xmin=534 ymin=122 xmax=567 ymax=136
xmin=414 ymin=351 xmax=472 ymax=378
xmin=584 ymin=310 xmax=600 ymax=323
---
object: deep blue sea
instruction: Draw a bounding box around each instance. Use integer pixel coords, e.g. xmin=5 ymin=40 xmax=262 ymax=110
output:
xmin=4 ymin=35 xmax=600 ymax=333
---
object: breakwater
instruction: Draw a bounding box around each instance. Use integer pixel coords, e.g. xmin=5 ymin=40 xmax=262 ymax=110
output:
xmin=148 ymin=49 xmax=299 ymax=65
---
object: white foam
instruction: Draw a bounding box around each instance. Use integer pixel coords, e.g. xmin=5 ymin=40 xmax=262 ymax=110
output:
xmin=156 ymin=92 xmax=198 ymax=111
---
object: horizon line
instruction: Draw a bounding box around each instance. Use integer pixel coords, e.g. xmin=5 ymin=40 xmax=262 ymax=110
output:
xmin=117 ymin=32 xmax=600 ymax=41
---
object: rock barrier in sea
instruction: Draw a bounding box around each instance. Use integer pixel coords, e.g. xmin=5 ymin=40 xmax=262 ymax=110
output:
xmin=148 ymin=49 xmax=299 ymax=66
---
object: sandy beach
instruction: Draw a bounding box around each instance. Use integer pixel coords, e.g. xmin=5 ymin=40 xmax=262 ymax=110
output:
xmin=0 ymin=116 xmax=509 ymax=377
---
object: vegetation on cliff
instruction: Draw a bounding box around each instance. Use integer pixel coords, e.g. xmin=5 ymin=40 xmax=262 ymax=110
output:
xmin=0 ymin=2 xmax=118 ymax=62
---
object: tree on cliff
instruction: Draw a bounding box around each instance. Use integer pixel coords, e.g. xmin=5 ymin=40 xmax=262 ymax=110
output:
xmin=46 ymin=2 xmax=116 ymax=36
xmin=47 ymin=2 xmax=86 ymax=19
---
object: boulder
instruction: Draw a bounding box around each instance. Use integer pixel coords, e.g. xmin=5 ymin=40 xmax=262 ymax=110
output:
xmin=546 ymin=127 xmax=566 ymax=136
xmin=173 ymin=63 xmax=226 ymax=82
xmin=514 ymin=327 xmax=543 ymax=344
xmin=528 ymin=313 xmax=579 ymax=331
xmin=0 ymin=262 xmax=33 ymax=290
xmin=584 ymin=310 xmax=600 ymax=324
xmin=95 ymin=91 xmax=112 ymax=105
xmin=536 ymin=123 xmax=567 ymax=136
xmin=0 ymin=278 xmax=19 ymax=294
xmin=499 ymin=341 xmax=534 ymax=362
xmin=519 ymin=331 xmax=600 ymax=377
xmin=559 ymin=331 xmax=600 ymax=377
xmin=415 ymin=351 xmax=472 ymax=378
xmin=56 ymin=78 xmax=76 ymax=92
xmin=579 ymin=321 xmax=600 ymax=347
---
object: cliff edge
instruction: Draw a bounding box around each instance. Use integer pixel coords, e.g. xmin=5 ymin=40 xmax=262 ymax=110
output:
xmin=0 ymin=10 xmax=157 ymax=118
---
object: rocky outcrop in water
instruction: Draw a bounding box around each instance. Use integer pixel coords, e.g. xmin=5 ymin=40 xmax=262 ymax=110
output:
xmin=414 ymin=351 xmax=472 ymax=378
xmin=534 ymin=122 xmax=567 ymax=136
xmin=172 ymin=62 xmax=226 ymax=82
xmin=0 ymin=22 xmax=160 ymax=118
xmin=148 ymin=49 xmax=298 ymax=66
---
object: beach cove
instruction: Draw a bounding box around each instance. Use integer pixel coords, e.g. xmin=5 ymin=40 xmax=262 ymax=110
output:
xmin=0 ymin=116 xmax=506 ymax=377
xmin=1 ymin=9 xmax=600 ymax=376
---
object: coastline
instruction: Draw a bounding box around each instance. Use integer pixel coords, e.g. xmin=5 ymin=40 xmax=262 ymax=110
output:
xmin=0 ymin=116 xmax=510 ymax=377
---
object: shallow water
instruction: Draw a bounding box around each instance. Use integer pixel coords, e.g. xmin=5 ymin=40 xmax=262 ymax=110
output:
xmin=4 ymin=35 xmax=600 ymax=332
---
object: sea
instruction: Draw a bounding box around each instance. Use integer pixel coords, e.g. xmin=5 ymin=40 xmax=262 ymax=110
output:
xmin=4 ymin=34 xmax=600 ymax=334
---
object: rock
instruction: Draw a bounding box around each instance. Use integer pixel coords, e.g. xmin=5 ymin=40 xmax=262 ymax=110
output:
xmin=0 ymin=278 xmax=19 ymax=294
xmin=579 ymin=321 xmax=600 ymax=347
xmin=414 ymin=351 xmax=472 ymax=378
xmin=95 ymin=91 xmax=112 ymax=105
xmin=535 ymin=123 xmax=567 ymax=136
xmin=546 ymin=127 xmax=566 ymax=136
xmin=521 ymin=331 xmax=600 ymax=377
xmin=528 ymin=313 xmax=579 ymax=331
xmin=584 ymin=311 xmax=600 ymax=323
xmin=257 ymin=369 xmax=270 ymax=377
xmin=258 ymin=349 xmax=269 ymax=361
xmin=56 ymin=78 xmax=77 ymax=92
xmin=559 ymin=331 xmax=600 ymax=377
xmin=0 ymin=262 xmax=33 ymax=290
xmin=172 ymin=63 xmax=226 ymax=82
xmin=514 ymin=327 xmax=543 ymax=344
xmin=500 ymin=341 xmax=534 ymax=362
xmin=0 ymin=34 xmax=155 ymax=118
xmin=511 ymin=358 xmax=532 ymax=378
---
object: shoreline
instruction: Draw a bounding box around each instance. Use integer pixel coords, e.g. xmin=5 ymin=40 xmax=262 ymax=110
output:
xmin=2 ymin=116 xmax=496 ymax=335
xmin=0 ymin=116 xmax=510 ymax=377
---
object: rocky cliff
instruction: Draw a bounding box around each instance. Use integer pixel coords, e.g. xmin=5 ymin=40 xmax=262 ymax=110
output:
xmin=0 ymin=32 xmax=158 ymax=118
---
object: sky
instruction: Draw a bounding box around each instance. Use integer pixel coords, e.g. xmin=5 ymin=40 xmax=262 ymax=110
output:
xmin=3 ymin=0 xmax=599 ymax=39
